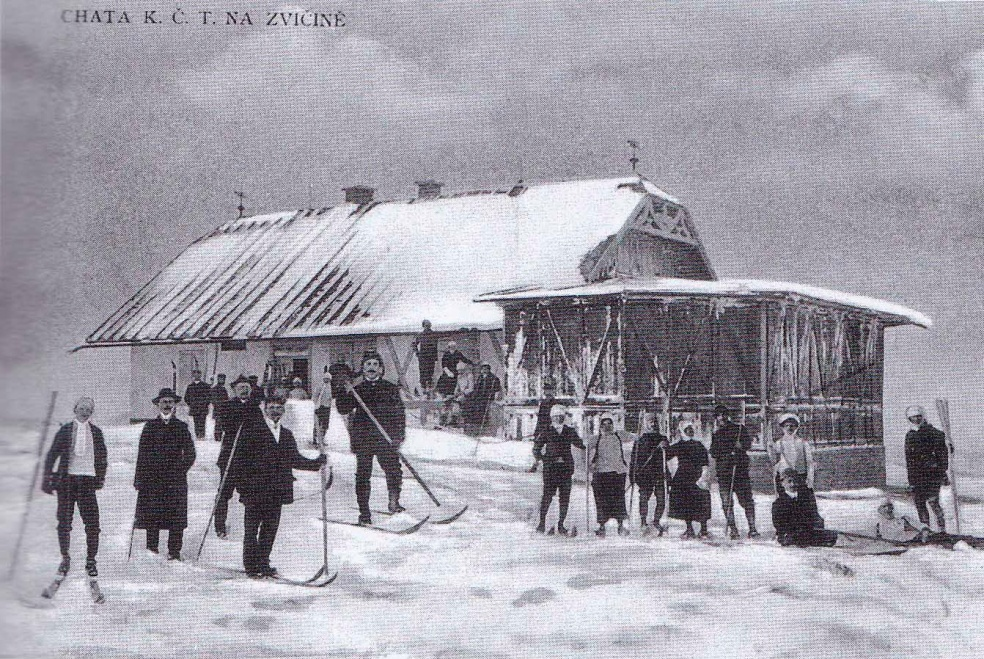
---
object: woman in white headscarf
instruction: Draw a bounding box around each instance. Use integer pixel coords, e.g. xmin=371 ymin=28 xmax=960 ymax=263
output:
xmin=663 ymin=419 xmax=712 ymax=538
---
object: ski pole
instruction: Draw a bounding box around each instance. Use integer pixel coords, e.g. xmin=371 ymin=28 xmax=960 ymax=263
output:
xmin=345 ymin=384 xmax=444 ymax=508
xmin=935 ymin=399 xmax=961 ymax=534
xmin=196 ymin=423 xmax=244 ymax=560
xmin=126 ymin=504 xmax=137 ymax=561
xmin=7 ymin=391 xmax=57 ymax=581
xmin=317 ymin=388 xmax=333 ymax=577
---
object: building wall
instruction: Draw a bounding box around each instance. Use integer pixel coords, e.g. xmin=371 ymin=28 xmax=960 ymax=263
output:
xmin=747 ymin=445 xmax=886 ymax=492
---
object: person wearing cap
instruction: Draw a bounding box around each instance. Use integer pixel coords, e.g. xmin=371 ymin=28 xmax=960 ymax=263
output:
xmin=134 ymin=388 xmax=197 ymax=560
xmin=335 ymin=351 xmax=407 ymax=524
xmin=874 ymin=497 xmax=984 ymax=549
xmin=529 ymin=376 xmax=559 ymax=473
xmin=288 ymin=376 xmax=309 ymax=401
xmin=586 ymin=413 xmax=632 ymax=537
xmin=769 ymin=413 xmax=815 ymax=495
xmin=413 ymin=319 xmax=439 ymax=395
xmin=210 ymin=374 xmax=230 ymax=437
xmin=662 ymin=420 xmax=712 ymax=538
xmin=435 ymin=341 xmax=473 ymax=398
xmin=41 ymin=397 xmax=108 ymax=578
xmin=903 ymin=405 xmax=949 ymax=532
xmin=236 ymin=394 xmax=327 ymax=577
xmin=771 ymin=468 xmax=836 ymax=547
xmin=532 ymin=403 xmax=585 ymax=534
xmin=184 ymin=369 xmax=212 ymax=441
xmin=469 ymin=364 xmax=502 ymax=436
xmin=214 ymin=375 xmax=264 ymax=538
xmin=710 ymin=404 xmax=759 ymax=539
xmin=629 ymin=411 xmax=668 ymax=536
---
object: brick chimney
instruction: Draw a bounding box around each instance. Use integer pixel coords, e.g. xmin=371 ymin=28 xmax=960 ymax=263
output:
xmin=415 ymin=180 xmax=443 ymax=200
xmin=343 ymin=185 xmax=374 ymax=205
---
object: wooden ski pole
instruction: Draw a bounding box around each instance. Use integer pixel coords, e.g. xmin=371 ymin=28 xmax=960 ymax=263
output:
xmin=935 ymin=398 xmax=961 ymax=534
xmin=196 ymin=423 xmax=244 ymax=560
xmin=7 ymin=391 xmax=57 ymax=581
xmin=345 ymin=383 xmax=444 ymax=507
xmin=317 ymin=396 xmax=333 ymax=578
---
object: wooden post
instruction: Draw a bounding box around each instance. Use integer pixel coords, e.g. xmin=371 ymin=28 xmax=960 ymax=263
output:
xmin=934 ymin=398 xmax=961 ymax=534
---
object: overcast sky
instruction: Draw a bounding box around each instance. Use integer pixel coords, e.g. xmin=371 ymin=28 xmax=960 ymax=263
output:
xmin=2 ymin=1 xmax=982 ymax=438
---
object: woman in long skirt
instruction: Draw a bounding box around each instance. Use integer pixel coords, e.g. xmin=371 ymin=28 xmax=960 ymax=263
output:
xmin=664 ymin=420 xmax=712 ymax=539
xmin=586 ymin=413 xmax=631 ymax=537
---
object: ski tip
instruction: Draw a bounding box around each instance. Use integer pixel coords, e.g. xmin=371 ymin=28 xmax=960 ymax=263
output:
xmin=431 ymin=504 xmax=468 ymax=525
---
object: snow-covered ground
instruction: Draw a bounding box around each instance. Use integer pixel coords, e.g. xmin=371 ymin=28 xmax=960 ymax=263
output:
xmin=2 ymin=413 xmax=983 ymax=658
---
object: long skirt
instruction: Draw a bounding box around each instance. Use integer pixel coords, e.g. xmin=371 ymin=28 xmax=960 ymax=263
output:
xmin=592 ymin=471 xmax=627 ymax=523
xmin=668 ymin=480 xmax=711 ymax=522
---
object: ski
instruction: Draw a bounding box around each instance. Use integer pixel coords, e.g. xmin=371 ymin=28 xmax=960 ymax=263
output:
xmin=194 ymin=563 xmax=338 ymax=588
xmin=40 ymin=573 xmax=67 ymax=600
xmin=321 ymin=515 xmax=429 ymax=535
xmin=354 ymin=504 xmax=468 ymax=525
xmin=547 ymin=525 xmax=578 ymax=538
xmin=88 ymin=579 xmax=106 ymax=604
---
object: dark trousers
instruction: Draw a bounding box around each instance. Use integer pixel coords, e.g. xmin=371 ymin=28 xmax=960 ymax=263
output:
xmin=315 ymin=406 xmax=332 ymax=442
xmin=355 ymin=450 xmax=403 ymax=516
xmin=719 ymin=463 xmax=756 ymax=528
xmin=592 ymin=472 xmax=628 ymax=524
xmin=190 ymin=412 xmax=207 ymax=439
xmin=56 ymin=475 xmax=100 ymax=561
xmin=539 ymin=467 xmax=573 ymax=527
xmin=146 ymin=528 xmax=184 ymax=556
xmin=913 ymin=482 xmax=946 ymax=528
xmin=214 ymin=477 xmax=237 ymax=534
xmin=637 ymin=478 xmax=666 ymax=525
xmin=418 ymin=358 xmax=436 ymax=391
xmin=243 ymin=501 xmax=282 ymax=574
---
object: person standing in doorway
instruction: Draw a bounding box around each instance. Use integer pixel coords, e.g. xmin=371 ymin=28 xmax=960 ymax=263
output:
xmin=134 ymin=389 xmax=196 ymax=560
xmin=41 ymin=397 xmax=107 ymax=578
xmin=184 ymin=369 xmax=212 ymax=441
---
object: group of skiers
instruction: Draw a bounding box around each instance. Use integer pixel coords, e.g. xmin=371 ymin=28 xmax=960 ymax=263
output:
xmin=36 ymin=357 xmax=979 ymax=587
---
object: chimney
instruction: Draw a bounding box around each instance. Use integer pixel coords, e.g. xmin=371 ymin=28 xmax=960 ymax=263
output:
xmin=415 ymin=180 xmax=443 ymax=200
xmin=343 ymin=185 xmax=374 ymax=205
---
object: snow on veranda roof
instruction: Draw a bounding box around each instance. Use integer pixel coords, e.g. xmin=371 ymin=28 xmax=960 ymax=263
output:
xmin=474 ymin=277 xmax=933 ymax=328
xmin=85 ymin=177 xmax=703 ymax=345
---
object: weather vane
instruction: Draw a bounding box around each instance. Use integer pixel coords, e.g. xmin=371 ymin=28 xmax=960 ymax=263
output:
xmin=627 ymin=140 xmax=640 ymax=174
xmin=235 ymin=190 xmax=246 ymax=219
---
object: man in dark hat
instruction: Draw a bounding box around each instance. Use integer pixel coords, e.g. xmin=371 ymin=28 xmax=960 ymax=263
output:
xmin=214 ymin=375 xmax=263 ymax=538
xmin=134 ymin=389 xmax=196 ymax=559
xmin=236 ymin=394 xmax=326 ymax=577
xmin=710 ymin=404 xmax=759 ymax=539
xmin=41 ymin=397 xmax=107 ymax=578
xmin=335 ymin=351 xmax=407 ymax=525
xmin=184 ymin=369 xmax=212 ymax=440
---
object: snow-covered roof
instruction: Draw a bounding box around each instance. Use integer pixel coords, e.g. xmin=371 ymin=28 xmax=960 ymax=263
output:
xmin=86 ymin=177 xmax=687 ymax=345
xmin=475 ymin=277 xmax=932 ymax=328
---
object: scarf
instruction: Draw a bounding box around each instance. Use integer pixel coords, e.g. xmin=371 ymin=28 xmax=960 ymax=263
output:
xmin=74 ymin=420 xmax=91 ymax=456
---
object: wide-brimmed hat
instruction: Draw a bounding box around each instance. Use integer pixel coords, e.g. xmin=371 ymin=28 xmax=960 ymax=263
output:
xmin=152 ymin=388 xmax=181 ymax=404
xmin=231 ymin=374 xmax=251 ymax=388
xmin=777 ymin=412 xmax=801 ymax=427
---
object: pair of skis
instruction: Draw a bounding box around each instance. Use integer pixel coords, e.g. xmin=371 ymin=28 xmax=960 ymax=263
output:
xmin=40 ymin=573 xmax=105 ymax=604
xmin=322 ymin=503 xmax=468 ymax=535
xmin=192 ymin=563 xmax=338 ymax=588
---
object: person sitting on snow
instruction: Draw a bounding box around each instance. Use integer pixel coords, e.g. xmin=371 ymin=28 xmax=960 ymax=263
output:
xmin=772 ymin=468 xmax=837 ymax=547
xmin=875 ymin=498 xmax=984 ymax=549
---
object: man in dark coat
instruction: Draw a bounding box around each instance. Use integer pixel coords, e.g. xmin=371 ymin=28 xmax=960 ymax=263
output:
xmin=629 ymin=412 xmax=667 ymax=536
xmin=414 ymin=319 xmax=439 ymax=395
xmin=210 ymin=373 xmax=230 ymax=438
xmin=435 ymin=341 xmax=473 ymax=398
xmin=532 ymin=404 xmax=585 ymax=535
xmin=214 ymin=375 xmax=264 ymax=538
xmin=335 ymin=351 xmax=407 ymax=525
xmin=710 ymin=404 xmax=759 ymax=539
xmin=184 ymin=369 xmax=212 ymax=440
xmin=237 ymin=395 xmax=326 ymax=577
xmin=904 ymin=405 xmax=949 ymax=532
xmin=247 ymin=375 xmax=265 ymax=404
xmin=134 ymin=389 xmax=197 ymax=560
xmin=469 ymin=364 xmax=502 ymax=436
xmin=41 ymin=397 xmax=108 ymax=577
xmin=772 ymin=468 xmax=837 ymax=547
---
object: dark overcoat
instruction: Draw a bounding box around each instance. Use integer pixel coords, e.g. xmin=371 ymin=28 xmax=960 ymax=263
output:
xmin=533 ymin=425 xmax=585 ymax=478
xmin=905 ymin=423 xmax=949 ymax=487
xmin=134 ymin=416 xmax=196 ymax=529
xmin=335 ymin=378 xmax=406 ymax=454
xmin=217 ymin=397 xmax=264 ymax=476
xmin=42 ymin=421 xmax=108 ymax=490
xmin=666 ymin=439 xmax=711 ymax=522
xmin=236 ymin=420 xmax=322 ymax=506
xmin=184 ymin=380 xmax=212 ymax=416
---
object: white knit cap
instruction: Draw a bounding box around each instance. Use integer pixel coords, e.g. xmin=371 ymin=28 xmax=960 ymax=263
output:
xmin=905 ymin=405 xmax=926 ymax=419
xmin=777 ymin=412 xmax=801 ymax=426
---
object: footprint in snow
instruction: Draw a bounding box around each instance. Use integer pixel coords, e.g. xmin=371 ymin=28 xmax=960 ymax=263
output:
xmin=512 ymin=587 xmax=556 ymax=607
xmin=566 ymin=573 xmax=623 ymax=591
xmin=252 ymin=595 xmax=315 ymax=611
xmin=242 ymin=615 xmax=276 ymax=631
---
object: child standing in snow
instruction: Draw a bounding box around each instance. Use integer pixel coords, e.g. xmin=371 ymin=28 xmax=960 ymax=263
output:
xmin=662 ymin=420 xmax=712 ymax=539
